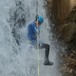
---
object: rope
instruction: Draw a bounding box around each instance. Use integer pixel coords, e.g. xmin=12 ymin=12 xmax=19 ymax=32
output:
xmin=36 ymin=0 xmax=38 ymax=17
xmin=36 ymin=0 xmax=40 ymax=76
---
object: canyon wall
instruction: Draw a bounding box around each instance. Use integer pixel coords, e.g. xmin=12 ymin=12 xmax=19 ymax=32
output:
xmin=51 ymin=0 xmax=76 ymax=25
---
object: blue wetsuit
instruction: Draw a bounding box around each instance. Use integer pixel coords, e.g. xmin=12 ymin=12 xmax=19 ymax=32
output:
xmin=28 ymin=21 xmax=40 ymax=45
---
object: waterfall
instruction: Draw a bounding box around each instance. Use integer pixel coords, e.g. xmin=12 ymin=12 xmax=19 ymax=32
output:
xmin=0 ymin=0 xmax=62 ymax=76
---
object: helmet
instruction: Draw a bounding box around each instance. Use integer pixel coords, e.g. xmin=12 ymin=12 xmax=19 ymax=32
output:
xmin=38 ymin=16 xmax=44 ymax=23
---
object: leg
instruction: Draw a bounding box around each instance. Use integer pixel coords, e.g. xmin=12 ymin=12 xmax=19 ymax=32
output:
xmin=40 ymin=43 xmax=50 ymax=59
xmin=40 ymin=43 xmax=53 ymax=65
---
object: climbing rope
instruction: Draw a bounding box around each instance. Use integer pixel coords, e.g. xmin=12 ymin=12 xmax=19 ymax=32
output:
xmin=36 ymin=0 xmax=40 ymax=76
xmin=36 ymin=0 xmax=38 ymax=17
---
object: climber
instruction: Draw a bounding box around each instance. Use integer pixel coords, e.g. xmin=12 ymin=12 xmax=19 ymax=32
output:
xmin=28 ymin=16 xmax=53 ymax=66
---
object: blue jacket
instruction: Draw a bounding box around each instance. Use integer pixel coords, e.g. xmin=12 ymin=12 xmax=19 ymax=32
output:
xmin=28 ymin=22 xmax=40 ymax=45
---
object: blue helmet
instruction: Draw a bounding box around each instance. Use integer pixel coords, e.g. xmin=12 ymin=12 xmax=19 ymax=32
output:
xmin=38 ymin=16 xmax=44 ymax=23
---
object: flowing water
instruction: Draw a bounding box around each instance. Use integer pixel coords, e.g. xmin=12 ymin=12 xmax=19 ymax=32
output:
xmin=0 ymin=0 xmax=62 ymax=76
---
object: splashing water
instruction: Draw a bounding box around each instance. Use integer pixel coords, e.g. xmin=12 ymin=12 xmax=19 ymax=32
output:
xmin=0 ymin=0 xmax=62 ymax=76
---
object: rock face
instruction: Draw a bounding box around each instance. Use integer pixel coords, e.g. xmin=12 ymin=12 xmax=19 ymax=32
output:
xmin=59 ymin=7 xmax=76 ymax=49
xmin=46 ymin=0 xmax=76 ymax=76
xmin=51 ymin=1 xmax=76 ymax=76
xmin=71 ymin=0 xmax=76 ymax=9
xmin=51 ymin=0 xmax=76 ymax=25
xmin=46 ymin=0 xmax=76 ymax=47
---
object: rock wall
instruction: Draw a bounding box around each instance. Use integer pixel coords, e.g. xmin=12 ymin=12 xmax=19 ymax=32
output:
xmin=46 ymin=0 xmax=76 ymax=75
xmin=70 ymin=0 xmax=76 ymax=10
xmin=51 ymin=0 xmax=76 ymax=25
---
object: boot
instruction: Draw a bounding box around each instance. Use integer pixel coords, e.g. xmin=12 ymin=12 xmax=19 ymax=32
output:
xmin=44 ymin=57 xmax=53 ymax=66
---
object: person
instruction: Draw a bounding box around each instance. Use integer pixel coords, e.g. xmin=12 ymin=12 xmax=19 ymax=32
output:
xmin=28 ymin=16 xmax=53 ymax=66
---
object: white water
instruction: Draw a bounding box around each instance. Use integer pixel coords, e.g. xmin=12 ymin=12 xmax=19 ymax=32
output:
xmin=0 ymin=0 xmax=62 ymax=76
